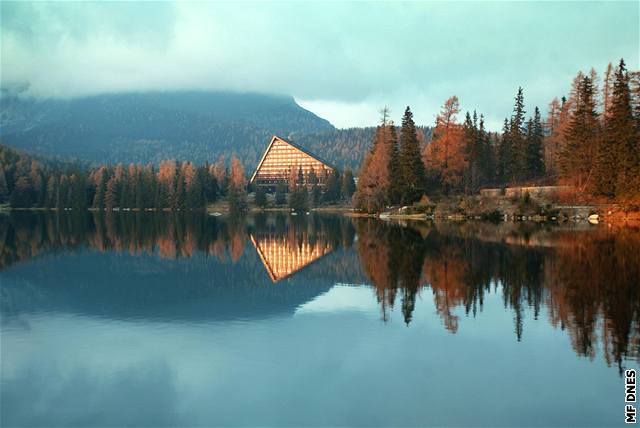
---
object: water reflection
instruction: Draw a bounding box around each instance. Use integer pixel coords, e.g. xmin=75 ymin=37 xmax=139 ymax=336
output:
xmin=250 ymin=214 xmax=336 ymax=282
xmin=1 ymin=211 xmax=639 ymax=373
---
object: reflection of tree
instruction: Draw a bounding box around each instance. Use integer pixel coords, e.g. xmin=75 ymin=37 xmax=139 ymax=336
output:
xmin=354 ymin=219 xmax=640 ymax=371
xmin=3 ymin=212 xmax=639 ymax=372
xmin=355 ymin=219 xmax=426 ymax=323
xmin=0 ymin=212 xmax=356 ymax=274
xmin=545 ymin=227 xmax=640 ymax=371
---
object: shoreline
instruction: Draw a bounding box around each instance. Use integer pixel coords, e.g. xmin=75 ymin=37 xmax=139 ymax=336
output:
xmin=2 ymin=205 xmax=639 ymax=225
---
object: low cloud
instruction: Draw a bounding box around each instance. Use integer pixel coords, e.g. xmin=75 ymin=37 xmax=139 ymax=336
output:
xmin=1 ymin=1 xmax=638 ymax=128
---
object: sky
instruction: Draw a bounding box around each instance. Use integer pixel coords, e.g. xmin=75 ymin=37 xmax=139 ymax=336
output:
xmin=1 ymin=1 xmax=638 ymax=130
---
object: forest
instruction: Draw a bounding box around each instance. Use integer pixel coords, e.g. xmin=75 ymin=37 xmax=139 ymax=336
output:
xmin=354 ymin=58 xmax=640 ymax=212
xmin=0 ymin=145 xmax=233 ymax=211
xmin=0 ymin=143 xmax=356 ymax=212
xmin=1 ymin=58 xmax=638 ymax=213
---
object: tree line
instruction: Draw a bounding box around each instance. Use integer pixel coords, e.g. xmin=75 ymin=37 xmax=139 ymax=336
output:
xmin=0 ymin=145 xmax=247 ymax=211
xmin=354 ymin=58 xmax=640 ymax=212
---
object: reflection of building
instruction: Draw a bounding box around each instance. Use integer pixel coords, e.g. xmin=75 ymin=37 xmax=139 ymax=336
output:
xmin=250 ymin=234 xmax=334 ymax=282
xmin=250 ymin=135 xmax=335 ymax=190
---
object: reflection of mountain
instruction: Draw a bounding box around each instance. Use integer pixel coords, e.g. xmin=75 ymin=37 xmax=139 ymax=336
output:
xmin=251 ymin=233 xmax=334 ymax=282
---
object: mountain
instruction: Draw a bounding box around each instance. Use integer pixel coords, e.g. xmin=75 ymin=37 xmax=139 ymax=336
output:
xmin=0 ymin=91 xmax=335 ymax=168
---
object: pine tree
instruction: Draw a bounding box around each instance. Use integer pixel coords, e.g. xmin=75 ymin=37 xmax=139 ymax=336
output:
xmin=497 ymin=118 xmax=512 ymax=187
xmin=478 ymin=115 xmax=495 ymax=187
xmin=462 ymin=111 xmax=482 ymax=193
xmin=399 ymin=106 xmax=426 ymax=203
xmin=544 ymin=97 xmax=563 ymax=178
xmin=525 ymin=107 xmax=545 ymax=180
xmin=560 ymin=74 xmax=600 ymax=192
xmin=275 ymin=182 xmax=287 ymax=205
xmin=308 ymin=167 xmax=321 ymax=207
xmin=341 ymin=169 xmax=356 ymax=201
xmin=387 ymin=124 xmax=401 ymax=205
xmin=255 ymin=185 xmax=267 ymax=208
xmin=599 ymin=59 xmax=639 ymax=199
xmin=324 ymin=168 xmax=341 ymax=204
xmin=510 ymin=87 xmax=527 ymax=182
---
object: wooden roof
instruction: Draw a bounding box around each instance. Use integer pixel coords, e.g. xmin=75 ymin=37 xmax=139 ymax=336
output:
xmin=250 ymin=135 xmax=336 ymax=183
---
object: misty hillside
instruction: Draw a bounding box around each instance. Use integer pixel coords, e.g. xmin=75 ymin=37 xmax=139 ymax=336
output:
xmin=0 ymin=91 xmax=338 ymax=169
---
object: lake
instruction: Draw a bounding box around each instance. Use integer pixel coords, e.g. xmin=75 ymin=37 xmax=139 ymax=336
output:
xmin=1 ymin=212 xmax=639 ymax=427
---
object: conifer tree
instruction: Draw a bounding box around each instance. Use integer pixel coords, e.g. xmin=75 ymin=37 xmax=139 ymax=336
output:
xmin=599 ymin=59 xmax=639 ymax=198
xmin=525 ymin=107 xmax=545 ymax=180
xmin=387 ymin=124 xmax=401 ymax=205
xmin=341 ymin=169 xmax=356 ymax=201
xmin=255 ymin=185 xmax=267 ymax=208
xmin=561 ymin=74 xmax=600 ymax=192
xmin=399 ymin=106 xmax=426 ymax=203
xmin=308 ymin=167 xmax=321 ymax=207
xmin=497 ymin=118 xmax=512 ymax=186
xmin=510 ymin=87 xmax=527 ymax=182
xmin=275 ymin=182 xmax=287 ymax=205
xmin=478 ymin=115 xmax=495 ymax=187
xmin=324 ymin=168 xmax=341 ymax=204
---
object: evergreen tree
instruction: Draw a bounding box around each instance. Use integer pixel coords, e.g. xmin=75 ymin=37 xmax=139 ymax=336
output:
xmin=601 ymin=59 xmax=640 ymax=198
xmin=341 ymin=169 xmax=356 ymax=201
xmin=323 ymin=168 xmax=341 ymax=204
xmin=308 ymin=167 xmax=321 ymax=207
xmin=255 ymin=185 xmax=267 ymax=208
xmin=387 ymin=124 xmax=401 ymax=204
xmin=526 ymin=107 xmax=545 ymax=180
xmin=497 ymin=118 xmax=512 ymax=187
xmin=462 ymin=111 xmax=482 ymax=193
xmin=478 ymin=115 xmax=496 ymax=187
xmin=399 ymin=106 xmax=426 ymax=203
xmin=560 ymin=74 xmax=600 ymax=192
xmin=275 ymin=182 xmax=287 ymax=205
xmin=510 ymin=87 xmax=527 ymax=182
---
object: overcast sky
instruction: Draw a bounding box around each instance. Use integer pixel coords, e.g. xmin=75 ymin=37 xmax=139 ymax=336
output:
xmin=1 ymin=1 xmax=638 ymax=130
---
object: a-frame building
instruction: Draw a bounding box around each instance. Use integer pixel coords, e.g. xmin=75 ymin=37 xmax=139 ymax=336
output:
xmin=250 ymin=135 xmax=335 ymax=190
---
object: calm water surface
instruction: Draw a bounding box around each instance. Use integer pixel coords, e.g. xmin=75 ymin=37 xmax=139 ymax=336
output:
xmin=1 ymin=212 xmax=639 ymax=427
